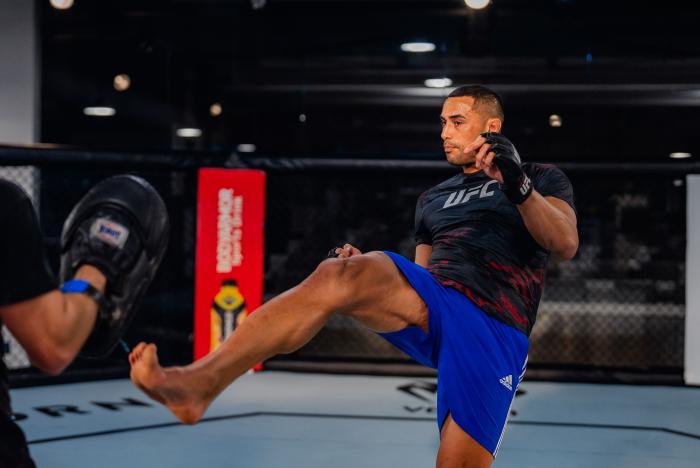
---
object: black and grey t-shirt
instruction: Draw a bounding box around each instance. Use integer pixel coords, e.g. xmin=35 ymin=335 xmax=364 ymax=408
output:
xmin=415 ymin=163 xmax=575 ymax=335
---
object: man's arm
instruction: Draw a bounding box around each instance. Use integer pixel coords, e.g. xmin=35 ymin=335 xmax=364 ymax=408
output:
xmin=468 ymin=133 xmax=578 ymax=260
xmin=517 ymin=193 xmax=578 ymax=260
xmin=0 ymin=265 xmax=103 ymax=375
xmin=415 ymin=244 xmax=432 ymax=268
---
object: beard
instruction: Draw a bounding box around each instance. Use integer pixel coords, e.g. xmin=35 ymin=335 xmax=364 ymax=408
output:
xmin=445 ymin=147 xmax=476 ymax=168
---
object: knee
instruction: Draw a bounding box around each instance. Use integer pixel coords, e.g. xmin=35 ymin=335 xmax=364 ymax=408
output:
xmin=307 ymin=255 xmax=368 ymax=301
xmin=309 ymin=257 xmax=351 ymax=289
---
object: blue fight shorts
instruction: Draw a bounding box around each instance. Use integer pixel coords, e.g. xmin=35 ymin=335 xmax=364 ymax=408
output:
xmin=379 ymin=251 xmax=529 ymax=456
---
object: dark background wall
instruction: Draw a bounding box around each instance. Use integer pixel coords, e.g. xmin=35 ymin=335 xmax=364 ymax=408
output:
xmin=38 ymin=0 xmax=700 ymax=162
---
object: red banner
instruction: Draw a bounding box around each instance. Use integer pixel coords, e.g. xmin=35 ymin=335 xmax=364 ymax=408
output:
xmin=194 ymin=168 xmax=266 ymax=361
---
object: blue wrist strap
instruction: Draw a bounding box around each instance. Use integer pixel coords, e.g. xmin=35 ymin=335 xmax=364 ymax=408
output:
xmin=60 ymin=279 xmax=111 ymax=319
xmin=61 ymin=279 xmax=90 ymax=293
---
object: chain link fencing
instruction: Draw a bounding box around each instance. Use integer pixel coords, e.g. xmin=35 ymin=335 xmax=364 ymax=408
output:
xmin=261 ymin=167 xmax=687 ymax=377
xmin=0 ymin=148 xmax=691 ymax=382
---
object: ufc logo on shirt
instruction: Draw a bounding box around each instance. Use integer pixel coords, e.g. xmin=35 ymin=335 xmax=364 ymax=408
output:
xmin=442 ymin=180 xmax=498 ymax=209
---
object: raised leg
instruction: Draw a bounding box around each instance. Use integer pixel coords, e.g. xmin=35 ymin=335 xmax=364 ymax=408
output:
xmin=129 ymin=252 xmax=428 ymax=423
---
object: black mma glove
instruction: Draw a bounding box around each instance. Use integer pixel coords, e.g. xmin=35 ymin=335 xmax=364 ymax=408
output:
xmin=481 ymin=132 xmax=533 ymax=205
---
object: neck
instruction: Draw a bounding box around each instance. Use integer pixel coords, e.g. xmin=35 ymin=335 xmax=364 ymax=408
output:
xmin=462 ymin=163 xmax=480 ymax=174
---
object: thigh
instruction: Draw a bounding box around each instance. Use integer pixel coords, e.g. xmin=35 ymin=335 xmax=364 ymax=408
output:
xmin=437 ymin=414 xmax=493 ymax=468
xmin=334 ymin=251 xmax=428 ymax=334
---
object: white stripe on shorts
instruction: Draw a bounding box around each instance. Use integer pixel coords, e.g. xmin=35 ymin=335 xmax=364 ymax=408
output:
xmin=494 ymin=354 xmax=528 ymax=457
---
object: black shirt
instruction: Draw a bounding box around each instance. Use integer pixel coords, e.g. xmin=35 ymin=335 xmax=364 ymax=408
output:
xmin=415 ymin=163 xmax=575 ymax=335
xmin=0 ymin=180 xmax=57 ymax=309
xmin=0 ymin=179 xmax=55 ymax=468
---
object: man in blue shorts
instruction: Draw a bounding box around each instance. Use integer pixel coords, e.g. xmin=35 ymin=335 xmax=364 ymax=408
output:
xmin=129 ymin=85 xmax=578 ymax=467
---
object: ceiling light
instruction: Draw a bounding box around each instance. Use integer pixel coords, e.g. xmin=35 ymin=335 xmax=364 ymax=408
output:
xmin=464 ymin=0 xmax=491 ymax=9
xmin=299 ymin=113 xmax=307 ymax=123
xmin=669 ymin=152 xmax=692 ymax=159
xmin=50 ymin=0 xmax=74 ymax=10
xmin=83 ymin=106 xmax=116 ymax=117
xmin=209 ymin=102 xmax=223 ymax=117
xmin=176 ymin=128 xmax=202 ymax=138
xmin=549 ymin=114 xmax=562 ymax=128
xmin=400 ymin=42 xmax=436 ymax=53
xmin=236 ymin=143 xmax=256 ymax=153
xmin=673 ymin=179 xmax=684 ymax=187
xmin=113 ymin=74 xmax=131 ymax=92
xmin=424 ymin=78 xmax=453 ymax=88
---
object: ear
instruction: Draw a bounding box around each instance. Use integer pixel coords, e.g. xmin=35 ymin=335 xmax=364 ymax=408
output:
xmin=485 ymin=118 xmax=502 ymax=133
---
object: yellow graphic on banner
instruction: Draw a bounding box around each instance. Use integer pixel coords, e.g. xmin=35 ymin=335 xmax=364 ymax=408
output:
xmin=210 ymin=279 xmax=248 ymax=351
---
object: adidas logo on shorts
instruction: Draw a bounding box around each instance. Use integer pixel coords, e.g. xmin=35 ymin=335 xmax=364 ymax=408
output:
xmin=499 ymin=374 xmax=513 ymax=391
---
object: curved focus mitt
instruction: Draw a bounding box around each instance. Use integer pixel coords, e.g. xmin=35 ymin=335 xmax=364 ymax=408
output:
xmin=60 ymin=175 xmax=170 ymax=358
xmin=481 ymin=132 xmax=533 ymax=205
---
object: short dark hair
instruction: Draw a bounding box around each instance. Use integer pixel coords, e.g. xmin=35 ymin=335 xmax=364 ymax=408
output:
xmin=447 ymin=85 xmax=504 ymax=122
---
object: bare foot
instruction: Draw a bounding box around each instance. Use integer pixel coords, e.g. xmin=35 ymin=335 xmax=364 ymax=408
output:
xmin=129 ymin=342 xmax=212 ymax=424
